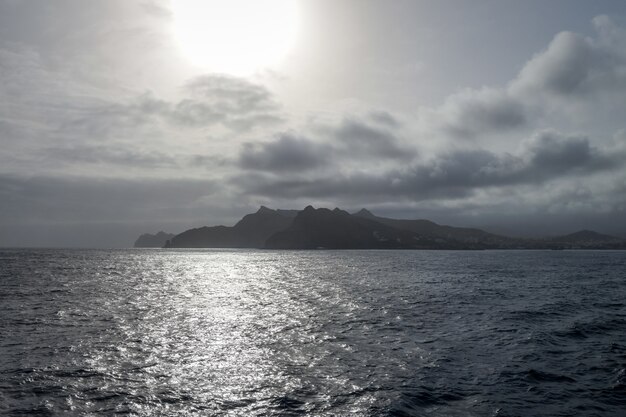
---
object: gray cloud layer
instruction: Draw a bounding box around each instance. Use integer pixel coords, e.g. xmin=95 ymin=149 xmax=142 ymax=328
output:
xmin=63 ymin=74 xmax=283 ymax=138
xmin=239 ymin=134 xmax=332 ymax=172
xmin=238 ymin=114 xmax=416 ymax=173
xmin=2 ymin=6 xmax=626 ymax=245
xmin=238 ymin=130 xmax=625 ymax=200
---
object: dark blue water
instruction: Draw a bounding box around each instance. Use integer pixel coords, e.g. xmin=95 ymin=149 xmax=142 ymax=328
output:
xmin=1 ymin=249 xmax=625 ymax=416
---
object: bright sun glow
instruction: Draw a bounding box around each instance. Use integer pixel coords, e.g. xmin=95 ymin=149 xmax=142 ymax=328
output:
xmin=172 ymin=0 xmax=300 ymax=75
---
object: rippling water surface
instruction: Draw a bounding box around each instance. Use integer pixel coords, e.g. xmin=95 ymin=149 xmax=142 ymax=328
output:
xmin=1 ymin=249 xmax=625 ymax=416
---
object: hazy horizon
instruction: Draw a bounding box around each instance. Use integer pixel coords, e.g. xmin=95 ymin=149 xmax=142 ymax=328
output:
xmin=4 ymin=204 xmax=625 ymax=249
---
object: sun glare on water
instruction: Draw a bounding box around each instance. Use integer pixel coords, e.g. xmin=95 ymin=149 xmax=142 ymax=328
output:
xmin=171 ymin=0 xmax=300 ymax=75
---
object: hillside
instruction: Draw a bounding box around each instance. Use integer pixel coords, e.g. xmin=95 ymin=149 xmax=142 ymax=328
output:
xmin=164 ymin=206 xmax=293 ymax=248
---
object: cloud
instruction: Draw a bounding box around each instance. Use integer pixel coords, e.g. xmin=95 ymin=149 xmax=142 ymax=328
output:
xmin=230 ymin=17 xmax=626 ymax=233
xmin=185 ymin=75 xmax=278 ymax=113
xmin=0 ymin=50 xmax=283 ymax=178
xmin=2 ymin=8 xmax=626 ymax=245
xmin=72 ymin=75 xmax=284 ymax=135
xmin=331 ymin=117 xmax=416 ymax=159
xmin=521 ymin=130 xmax=619 ymax=175
xmin=238 ymin=133 xmax=332 ymax=172
xmin=435 ymin=88 xmax=528 ymax=139
xmin=238 ymin=130 xmax=625 ymax=200
xmin=417 ymin=16 xmax=626 ymax=141
xmin=0 ymin=39 xmax=282 ymax=137
xmin=161 ymin=75 xmax=284 ymax=130
xmin=164 ymin=75 xmax=284 ymax=129
xmin=237 ymin=114 xmax=416 ymax=173
xmin=512 ymin=17 xmax=626 ymax=99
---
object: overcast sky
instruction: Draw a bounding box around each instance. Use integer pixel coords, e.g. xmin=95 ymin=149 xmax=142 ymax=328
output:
xmin=1 ymin=0 xmax=626 ymax=247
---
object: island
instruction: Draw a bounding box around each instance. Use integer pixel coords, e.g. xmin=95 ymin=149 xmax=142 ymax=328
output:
xmin=133 ymin=206 xmax=626 ymax=250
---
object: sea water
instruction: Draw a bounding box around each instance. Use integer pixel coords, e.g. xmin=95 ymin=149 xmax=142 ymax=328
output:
xmin=1 ymin=249 xmax=625 ymax=416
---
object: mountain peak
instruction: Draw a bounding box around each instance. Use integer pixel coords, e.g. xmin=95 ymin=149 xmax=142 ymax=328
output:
xmin=257 ymin=205 xmax=274 ymax=214
xmin=354 ymin=208 xmax=375 ymax=218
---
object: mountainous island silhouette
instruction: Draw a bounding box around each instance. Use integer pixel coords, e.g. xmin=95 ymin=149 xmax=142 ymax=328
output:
xmin=135 ymin=206 xmax=626 ymax=250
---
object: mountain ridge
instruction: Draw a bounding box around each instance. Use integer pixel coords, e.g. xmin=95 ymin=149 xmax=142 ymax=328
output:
xmin=164 ymin=206 xmax=294 ymax=248
xmin=140 ymin=206 xmax=626 ymax=250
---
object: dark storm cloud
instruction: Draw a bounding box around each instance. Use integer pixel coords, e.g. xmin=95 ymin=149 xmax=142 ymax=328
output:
xmin=522 ymin=130 xmax=620 ymax=174
xmin=238 ymin=130 xmax=625 ymax=200
xmin=235 ymin=170 xmax=475 ymax=201
xmin=238 ymin=133 xmax=332 ymax=172
xmin=237 ymin=116 xmax=415 ymax=173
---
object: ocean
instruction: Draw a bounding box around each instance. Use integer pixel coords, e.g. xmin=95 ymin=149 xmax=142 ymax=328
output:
xmin=1 ymin=249 xmax=625 ymax=416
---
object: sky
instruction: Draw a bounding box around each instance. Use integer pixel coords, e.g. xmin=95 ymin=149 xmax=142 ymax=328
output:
xmin=1 ymin=0 xmax=626 ymax=247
